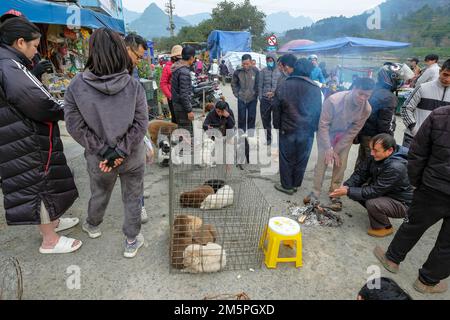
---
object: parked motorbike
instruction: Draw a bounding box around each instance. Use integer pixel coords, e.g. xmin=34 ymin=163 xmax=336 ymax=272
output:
xmin=190 ymin=72 xmax=220 ymax=109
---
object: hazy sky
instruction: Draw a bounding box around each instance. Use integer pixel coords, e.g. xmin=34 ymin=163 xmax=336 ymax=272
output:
xmin=122 ymin=0 xmax=387 ymax=20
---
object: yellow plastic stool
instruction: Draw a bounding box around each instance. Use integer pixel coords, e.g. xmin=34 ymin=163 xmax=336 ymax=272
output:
xmin=259 ymin=217 xmax=302 ymax=268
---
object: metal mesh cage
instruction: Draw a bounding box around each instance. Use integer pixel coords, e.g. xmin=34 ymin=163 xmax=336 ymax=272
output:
xmin=168 ymin=134 xmax=271 ymax=273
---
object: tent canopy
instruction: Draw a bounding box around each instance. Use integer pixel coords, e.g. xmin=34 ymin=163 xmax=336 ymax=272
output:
xmin=0 ymin=0 xmax=125 ymax=34
xmin=222 ymin=51 xmax=267 ymax=74
xmin=207 ymin=30 xmax=252 ymax=61
xmin=278 ymin=39 xmax=315 ymax=54
xmin=289 ymin=37 xmax=411 ymax=55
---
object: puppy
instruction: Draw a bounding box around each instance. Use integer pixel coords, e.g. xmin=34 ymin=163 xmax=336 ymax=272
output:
xmin=183 ymin=243 xmax=227 ymax=273
xmin=192 ymin=224 xmax=218 ymax=245
xmin=202 ymin=138 xmax=215 ymax=167
xmin=171 ymin=215 xmax=203 ymax=269
xmin=200 ymin=185 xmax=234 ymax=210
xmin=148 ymin=120 xmax=178 ymax=145
xmin=203 ymin=179 xmax=225 ymax=193
xmin=180 ymin=185 xmax=215 ymax=208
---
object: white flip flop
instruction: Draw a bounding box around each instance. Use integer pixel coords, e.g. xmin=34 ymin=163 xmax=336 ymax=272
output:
xmin=54 ymin=217 xmax=80 ymax=233
xmin=39 ymin=236 xmax=82 ymax=254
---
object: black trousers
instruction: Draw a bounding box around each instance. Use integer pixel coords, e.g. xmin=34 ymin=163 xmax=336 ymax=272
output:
xmin=279 ymin=131 xmax=314 ymax=189
xmin=386 ymin=185 xmax=450 ymax=285
xmin=259 ymin=98 xmax=273 ymax=144
xmin=168 ymin=99 xmax=177 ymax=124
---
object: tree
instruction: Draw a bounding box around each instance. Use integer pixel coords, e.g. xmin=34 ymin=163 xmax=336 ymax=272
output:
xmin=154 ymin=0 xmax=266 ymax=52
xmin=211 ymin=0 xmax=266 ymax=36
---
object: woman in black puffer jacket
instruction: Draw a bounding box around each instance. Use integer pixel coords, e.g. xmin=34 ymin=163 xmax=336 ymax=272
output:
xmin=0 ymin=18 xmax=80 ymax=254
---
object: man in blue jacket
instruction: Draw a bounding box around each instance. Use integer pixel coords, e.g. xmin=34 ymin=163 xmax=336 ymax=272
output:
xmin=308 ymin=54 xmax=326 ymax=85
xmin=330 ymin=134 xmax=414 ymax=237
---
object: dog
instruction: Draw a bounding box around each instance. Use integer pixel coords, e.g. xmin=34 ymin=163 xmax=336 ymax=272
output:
xmin=202 ymin=138 xmax=215 ymax=167
xmin=183 ymin=243 xmax=227 ymax=273
xmin=192 ymin=224 xmax=218 ymax=245
xmin=203 ymin=179 xmax=225 ymax=193
xmin=180 ymin=185 xmax=215 ymax=208
xmin=171 ymin=215 xmax=203 ymax=269
xmin=148 ymin=120 xmax=178 ymax=145
xmin=200 ymin=185 xmax=234 ymax=210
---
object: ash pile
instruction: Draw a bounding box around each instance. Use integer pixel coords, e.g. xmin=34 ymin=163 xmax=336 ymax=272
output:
xmin=288 ymin=200 xmax=343 ymax=228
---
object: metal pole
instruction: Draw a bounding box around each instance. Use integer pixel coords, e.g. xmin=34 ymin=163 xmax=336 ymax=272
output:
xmin=165 ymin=0 xmax=175 ymax=37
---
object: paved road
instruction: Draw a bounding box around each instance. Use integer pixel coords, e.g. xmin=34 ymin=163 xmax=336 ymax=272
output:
xmin=0 ymin=84 xmax=447 ymax=300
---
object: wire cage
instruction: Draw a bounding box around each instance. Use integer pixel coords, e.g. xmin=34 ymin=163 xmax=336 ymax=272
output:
xmin=168 ymin=133 xmax=271 ymax=273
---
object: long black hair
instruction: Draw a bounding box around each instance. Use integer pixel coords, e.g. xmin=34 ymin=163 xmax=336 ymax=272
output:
xmin=85 ymin=28 xmax=132 ymax=76
xmin=0 ymin=17 xmax=40 ymax=46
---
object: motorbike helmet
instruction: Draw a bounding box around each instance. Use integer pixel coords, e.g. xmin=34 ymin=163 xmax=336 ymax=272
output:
xmin=377 ymin=62 xmax=403 ymax=92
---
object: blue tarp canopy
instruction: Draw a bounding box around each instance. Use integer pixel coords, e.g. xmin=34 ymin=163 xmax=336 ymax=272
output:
xmin=289 ymin=37 xmax=411 ymax=54
xmin=207 ymin=30 xmax=252 ymax=61
xmin=0 ymin=0 xmax=125 ymax=34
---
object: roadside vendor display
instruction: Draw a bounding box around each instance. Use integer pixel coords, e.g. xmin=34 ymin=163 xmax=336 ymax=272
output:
xmin=39 ymin=25 xmax=92 ymax=98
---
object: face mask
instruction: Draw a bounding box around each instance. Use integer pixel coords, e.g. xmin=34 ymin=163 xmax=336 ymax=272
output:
xmin=267 ymin=62 xmax=275 ymax=68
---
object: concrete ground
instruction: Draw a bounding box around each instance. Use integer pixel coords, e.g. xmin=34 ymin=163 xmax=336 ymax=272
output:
xmin=0 ymin=84 xmax=448 ymax=300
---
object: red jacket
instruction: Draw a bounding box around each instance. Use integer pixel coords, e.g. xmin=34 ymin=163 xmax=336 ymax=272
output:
xmin=160 ymin=61 xmax=173 ymax=99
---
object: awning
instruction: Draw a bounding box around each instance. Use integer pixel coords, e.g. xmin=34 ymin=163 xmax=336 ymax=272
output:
xmin=289 ymin=37 xmax=411 ymax=55
xmin=278 ymin=39 xmax=315 ymax=54
xmin=0 ymin=0 xmax=125 ymax=34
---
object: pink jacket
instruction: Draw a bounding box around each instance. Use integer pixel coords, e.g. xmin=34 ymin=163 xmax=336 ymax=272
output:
xmin=317 ymin=91 xmax=372 ymax=154
xmin=160 ymin=61 xmax=173 ymax=99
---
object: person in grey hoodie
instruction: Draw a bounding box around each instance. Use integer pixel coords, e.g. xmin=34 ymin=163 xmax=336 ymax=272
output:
xmin=259 ymin=53 xmax=281 ymax=145
xmin=64 ymin=28 xmax=149 ymax=259
xmin=231 ymin=54 xmax=260 ymax=133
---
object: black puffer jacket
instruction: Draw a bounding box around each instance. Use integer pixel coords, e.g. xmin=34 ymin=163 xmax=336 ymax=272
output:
xmin=171 ymin=60 xmax=193 ymax=113
xmin=359 ymin=86 xmax=397 ymax=137
xmin=272 ymin=75 xmax=322 ymax=135
xmin=0 ymin=45 xmax=78 ymax=225
xmin=344 ymin=145 xmax=414 ymax=206
xmin=408 ymin=105 xmax=450 ymax=195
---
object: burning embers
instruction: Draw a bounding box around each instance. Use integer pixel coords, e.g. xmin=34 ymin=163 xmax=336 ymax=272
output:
xmin=288 ymin=200 xmax=343 ymax=228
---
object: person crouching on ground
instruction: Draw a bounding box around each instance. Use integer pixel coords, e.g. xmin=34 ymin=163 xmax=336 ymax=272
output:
xmin=203 ymin=100 xmax=235 ymax=136
xmin=330 ymin=134 xmax=414 ymax=237
xmin=64 ymin=28 xmax=149 ymax=259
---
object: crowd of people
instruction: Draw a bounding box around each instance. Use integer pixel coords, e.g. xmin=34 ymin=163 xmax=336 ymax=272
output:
xmin=0 ymin=14 xmax=449 ymax=296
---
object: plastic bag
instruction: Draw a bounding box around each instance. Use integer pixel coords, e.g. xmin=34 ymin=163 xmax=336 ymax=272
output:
xmin=144 ymin=136 xmax=154 ymax=164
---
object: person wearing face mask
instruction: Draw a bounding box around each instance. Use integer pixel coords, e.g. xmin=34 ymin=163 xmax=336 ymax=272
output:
xmin=0 ymin=17 xmax=80 ymax=254
xmin=305 ymin=77 xmax=375 ymax=211
xmin=276 ymin=54 xmax=297 ymax=88
xmin=258 ymin=53 xmax=281 ymax=145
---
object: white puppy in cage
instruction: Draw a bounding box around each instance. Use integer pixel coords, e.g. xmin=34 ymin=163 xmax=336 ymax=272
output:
xmin=200 ymin=185 xmax=234 ymax=210
xmin=182 ymin=242 xmax=227 ymax=273
xmin=201 ymin=137 xmax=216 ymax=167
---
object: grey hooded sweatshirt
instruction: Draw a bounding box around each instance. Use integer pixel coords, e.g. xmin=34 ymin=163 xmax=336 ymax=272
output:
xmin=64 ymin=70 xmax=148 ymax=158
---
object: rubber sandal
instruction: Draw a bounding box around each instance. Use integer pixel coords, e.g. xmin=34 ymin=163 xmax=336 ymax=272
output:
xmin=54 ymin=217 xmax=80 ymax=233
xmin=39 ymin=236 xmax=82 ymax=254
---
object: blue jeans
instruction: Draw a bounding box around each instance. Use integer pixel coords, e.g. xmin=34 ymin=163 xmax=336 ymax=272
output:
xmin=237 ymin=99 xmax=257 ymax=133
xmin=279 ymin=131 xmax=314 ymax=189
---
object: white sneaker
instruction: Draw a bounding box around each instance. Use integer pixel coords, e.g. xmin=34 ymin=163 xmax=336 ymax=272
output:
xmin=124 ymin=233 xmax=145 ymax=258
xmin=141 ymin=207 xmax=149 ymax=224
xmin=82 ymin=221 xmax=102 ymax=239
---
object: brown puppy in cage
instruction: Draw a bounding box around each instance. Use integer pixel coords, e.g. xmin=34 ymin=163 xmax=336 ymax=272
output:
xmin=171 ymin=215 xmax=201 ymax=269
xmin=180 ymin=185 xmax=215 ymax=208
xmin=192 ymin=224 xmax=218 ymax=245
xmin=171 ymin=215 xmax=219 ymax=269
